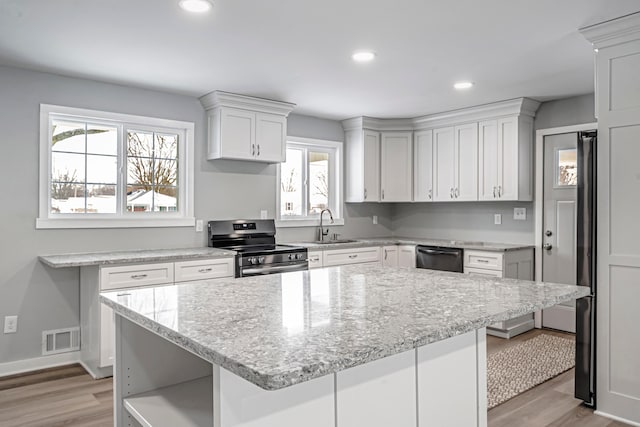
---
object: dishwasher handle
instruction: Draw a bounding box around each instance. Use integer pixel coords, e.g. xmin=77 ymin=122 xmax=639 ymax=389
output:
xmin=416 ymin=247 xmax=461 ymax=256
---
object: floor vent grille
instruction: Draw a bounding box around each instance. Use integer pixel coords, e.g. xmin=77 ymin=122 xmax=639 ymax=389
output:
xmin=42 ymin=327 xmax=80 ymax=355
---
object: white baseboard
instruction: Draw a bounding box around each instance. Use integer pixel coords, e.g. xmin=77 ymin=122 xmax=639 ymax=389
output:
xmin=594 ymin=410 xmax=640 ymax=427
xmin=0 ymin=351 xmax=80 ymax=377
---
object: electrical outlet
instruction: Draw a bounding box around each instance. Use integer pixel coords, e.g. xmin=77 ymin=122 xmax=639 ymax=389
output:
xmin=260 ymin=210 xmax=268 ymax=219
xmin=373 ymin=215 xmax=378 ymax=225
xmin=4 ymin=315 xmax=17 ymax=334
xmin=513 ymin=208 xmax=527 ymax=221
xmin=195 ymin=219 xmax=204 ymax=232
xmin=494 ymin=214 xmax=502 ymax=225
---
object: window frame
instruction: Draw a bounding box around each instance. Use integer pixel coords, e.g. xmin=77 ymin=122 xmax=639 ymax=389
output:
xmin=276 ymin=136 xmax=344 ymax=228
xmin=37 ymin=104 xmax=195 ymax=229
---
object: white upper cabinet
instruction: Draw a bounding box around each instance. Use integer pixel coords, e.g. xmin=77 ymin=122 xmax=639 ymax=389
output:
xmin=381 ymin=131 xmax=412 ymax=202
xmin=344 ymin=124 xmax=380 ymax=202
xmin=413 ymin=130 xmax=433 ymax=202
xmin=200 ymin=91 xmax=295 ymax=163
xmin=454 ymin=123 xmax=478 ymax=201
xmin=478 ymin=116 xmax=533 ymax=201
xmin=433 ymin=127 xmax=455 ymax=201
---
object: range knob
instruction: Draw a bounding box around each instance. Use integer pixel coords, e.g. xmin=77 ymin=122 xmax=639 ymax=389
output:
xmin=288 ymin=254 xmax=294 ymax=260
xmin=249 ymin=257 xmax=258 ymax=265
xmin=296 ymin=253 xmax=304 ymax=260
xmin=258 ymin=256 xmax=265 ymax=263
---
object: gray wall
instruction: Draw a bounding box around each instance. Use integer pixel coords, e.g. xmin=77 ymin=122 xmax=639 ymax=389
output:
xmin=0 ymin=65 xmax=391 ymax=364
xmin=390 ymin=94 xmax=597 ymax=245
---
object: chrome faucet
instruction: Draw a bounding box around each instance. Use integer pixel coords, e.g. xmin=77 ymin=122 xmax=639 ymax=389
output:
xmin=318 ymin=208 xmax=334 ymax=241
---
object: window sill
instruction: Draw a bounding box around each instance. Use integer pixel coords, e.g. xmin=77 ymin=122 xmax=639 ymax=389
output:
xmin=275 ymin=218 xmax=345 ymax=228
xmin=36 ymin=217 xmax=196 ymax=229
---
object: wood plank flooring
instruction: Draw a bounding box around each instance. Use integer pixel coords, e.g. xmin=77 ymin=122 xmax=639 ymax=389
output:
xmin=0 ymin=330 xmax=629 ymax=426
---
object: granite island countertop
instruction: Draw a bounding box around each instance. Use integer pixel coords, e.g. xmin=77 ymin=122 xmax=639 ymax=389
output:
xmin=287 ymin=237 xmax=534 ymax=252
xmin=39 ymin=247 xmax=236 ymax=268
xmin=100 ymin=265 xmax=588 ymax=391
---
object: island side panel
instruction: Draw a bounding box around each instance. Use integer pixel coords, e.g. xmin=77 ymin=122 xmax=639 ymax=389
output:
xmin=417 ymin=329 xmax=487 ymax=427
xmin=215 ymin=366 xmax=334 ymax=427
xmin=335 ymin=349 xmax=417 ymax=426
xmin=113 ymin=315 xmax=214 ymax=427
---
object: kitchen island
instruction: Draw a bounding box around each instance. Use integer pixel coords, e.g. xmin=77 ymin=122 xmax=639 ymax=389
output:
xmin=101 ymin=265 xmax=588 ymax=427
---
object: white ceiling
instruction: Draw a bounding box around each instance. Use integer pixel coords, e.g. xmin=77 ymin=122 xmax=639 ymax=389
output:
xmin=0 ymin=0 xmax=638 ymax=120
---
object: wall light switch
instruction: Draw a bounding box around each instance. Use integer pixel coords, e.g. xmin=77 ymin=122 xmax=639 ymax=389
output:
xmin=195 ymin=219 xmax=204 ymax=232
xmin=373 ymin=215 xmax=378 ymax=225
xmin=513 ymin=208 xmax=527 ymax=221
xmin=494 ymin=214 xmax=502 ymax=225
xmin=4 ymin=315 xmax=17 ymax=334
xmin=260 ymin=210 xmax=268 ymax=219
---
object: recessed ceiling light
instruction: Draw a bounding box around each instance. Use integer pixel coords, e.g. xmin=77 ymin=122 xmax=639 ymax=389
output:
xmin=178 ymin=0 xmax=213 ymax=13
xmin=352 ymin=51 xmax=376 ymax=62
xmin=454 ymin=81 xmax=474 ymax=90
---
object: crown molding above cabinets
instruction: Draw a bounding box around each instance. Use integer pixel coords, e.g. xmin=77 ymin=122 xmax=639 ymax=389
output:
xmin=200 ymin=91 xmax=296 ymax=163
xmin=580 ymin=12 xmax=640 ymax=49
xmin=343 ymin=97 xmax=541 ymax=204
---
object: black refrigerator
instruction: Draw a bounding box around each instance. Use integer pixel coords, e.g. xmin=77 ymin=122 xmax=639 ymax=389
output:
xmin=575 ymin=130 xmax=597 ymax=407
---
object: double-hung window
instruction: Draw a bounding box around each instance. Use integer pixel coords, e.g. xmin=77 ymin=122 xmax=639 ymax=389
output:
xmin=37 ymin=104 xmax=194 ymax=228
xmin=277 ymin=137 xmax=343 ymax=226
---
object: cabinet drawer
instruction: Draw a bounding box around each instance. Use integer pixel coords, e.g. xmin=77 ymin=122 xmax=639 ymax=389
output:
xmin=100 ymin=263 xmax=174 ymax=291
xmin=324 ymin=247 xmax=381 ymax=267
xmin=174 ymin=258 xmax=234 ymax=282
xmin=464 ymin=267 xmax=503 ymax=278
xmin=464 ymin=250 xmax=503 ymax=271
xmin=308 ymin=251 xmax=324 ymax=269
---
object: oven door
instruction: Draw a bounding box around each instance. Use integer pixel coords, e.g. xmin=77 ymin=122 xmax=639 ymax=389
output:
xmin=239 ymin=261 xmax=309 ymax=277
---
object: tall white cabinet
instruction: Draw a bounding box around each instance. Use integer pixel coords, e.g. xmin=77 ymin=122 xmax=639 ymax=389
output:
xmin=380 ymin=132 xmax=412 ymax=202
xmin=413 ymin=130 xmax=433 ymax=202
xmin=582 ymin=13 xmax=640 ymax=425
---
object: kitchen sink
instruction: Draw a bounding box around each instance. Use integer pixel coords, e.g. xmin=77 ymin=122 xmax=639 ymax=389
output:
xmin=312 ymin=239 xmax=358 ymax=244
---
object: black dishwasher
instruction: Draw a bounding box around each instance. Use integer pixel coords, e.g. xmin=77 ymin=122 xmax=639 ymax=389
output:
xmin=415 ymin=245 xmax=463 ymax=273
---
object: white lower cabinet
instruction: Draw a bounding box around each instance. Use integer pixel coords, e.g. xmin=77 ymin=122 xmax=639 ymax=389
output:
xmin=323 ymin=246 xmax=381 ymax=267
xmin=464 ymin=248 xmax=534 ymax=338
xmin=81 ymin=257 xmax=234 ymax=378
xmin=398 ymin=245 xmax=416 ymax=268
xmin=381 ymin=245 xmax=398 ymax=267
xmin=307 ymin=250 xmax=324 ymax=269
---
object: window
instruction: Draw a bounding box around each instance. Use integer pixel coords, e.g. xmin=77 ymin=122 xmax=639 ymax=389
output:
xmin=277 ymin=137 xmax=343 ymax=226
xmin=38 ymin=104 xmax=194 ymax=228
xmin=556 ymin=148 xmax=577 ymax=187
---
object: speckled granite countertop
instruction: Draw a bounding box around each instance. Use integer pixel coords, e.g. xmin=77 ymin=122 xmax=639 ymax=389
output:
xmin=288 ymin=237 xmax=533 ymax=251
xmin=101 ymin=265 xmax=588 ymax=390
xmin=39 ymin=247 xmax=236 ymax=268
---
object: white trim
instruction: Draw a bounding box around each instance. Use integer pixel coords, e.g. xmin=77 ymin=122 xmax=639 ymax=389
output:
xmin=277 ymin=136 xmax=344 ymax=224
xmin=594 ymin=411 xmax=640 ymax=427
xmin=0 ymin=351 xmax=80 ymax=378
xmin=38 ymin=104 xmax=195 ymax=229
xmin=533 ymin=122 xmax=597 ymax=328
xmin=199 ymin=90 xmax=296 ymax=116
xmin=580 ymin=12 xmax=640 ymax=49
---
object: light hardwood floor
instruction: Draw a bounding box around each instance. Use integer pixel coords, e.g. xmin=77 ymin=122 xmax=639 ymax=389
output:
xmin=0 ymin=330 xmax=628 ymax=426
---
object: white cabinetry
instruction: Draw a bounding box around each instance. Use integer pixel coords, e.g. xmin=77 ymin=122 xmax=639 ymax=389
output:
xmin=344 ymin=125 xmax=380 ymax=202
xmin=478 ymin=116 xmax=534 ymax=201
xmin=463 ymin=249 xmax=534 ymax=338
xmin=308 ymin=251 xmax=324 ymax=269
xmin=323 ymin=247 xmax=381 ymax=267
xmin=380 ymin=132 xmax=412 ymax=202
xmin=381 ymin=245 xmax=398 ymax=267
xmin=413 ymin=130 xmax=433 ymax=202
xmin=81 ymin=257 xmax=235 ymax=378
xmin=200 ymin=91 xmax=295 ymax=163
xmin=398 ymin=245 xmax=416 ymax=268
xmin=433 ymin=124 xmax=478 ymax=201
xmin=433 ymin=127 xmax=455 ymax=201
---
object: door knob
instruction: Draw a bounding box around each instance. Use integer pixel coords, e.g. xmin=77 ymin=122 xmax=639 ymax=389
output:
xmin=543 ymin=243 xmax=553 ymax=250
xmin=545 ymin=230 xmax=553 ymax=237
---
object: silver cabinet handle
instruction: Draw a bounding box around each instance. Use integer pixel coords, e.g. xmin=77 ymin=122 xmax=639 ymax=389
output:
xmin=493 ymin=186 xmax=497 ymax=198
xmin=251 ymin=144 xmax=255 ymax=156
xmin=198 ymin=267 xmax=213 ymax=273
xmin=130 ymin=274 xmax=148 ymax=280
xmin=348 ymin=254 xmax=358 ymax=259
xmin=257 ymin=144 xmax=260 ymax=156
xmin=384 ymin=249 xmax=388 ymax=260
xmin=382 ymin=190 xmax=385 ymax=200
xmin=310 ymin=256 xmax=319 ymax=262
xmin=455 ymin=188 xmax=460 ymax=198
xmin=450 ymin=188 xmax=454 ymax=199
xmin=428 ymin=189 xmax=432 ymax=200
xmin=364 ymin=188 xmax=367 ymax=199
xmin=477 ymin=259 xmax=489 ymax=263
xmin=498 ymin=185 xmax=502 ymax=197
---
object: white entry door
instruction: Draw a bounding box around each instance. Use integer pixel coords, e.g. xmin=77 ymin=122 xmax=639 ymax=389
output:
xmin=542 ymin=133 xmax=578 ymax=332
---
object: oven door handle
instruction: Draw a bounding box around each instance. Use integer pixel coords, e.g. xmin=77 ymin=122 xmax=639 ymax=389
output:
xmin=242 ymin=263 xmax=307 ymax=276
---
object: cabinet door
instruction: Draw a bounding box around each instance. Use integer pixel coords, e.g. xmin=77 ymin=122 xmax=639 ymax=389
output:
xmin=323 ymin=247 xmax=381 ymax=266
xmin=363 ymin=130 xmax=381 ymax=202
xmin=380 ymin=132 xmax=412 ymax=202
xmin=398 ymin=245 xmax=416 ymax=268
xmin=382 ymin=246 xmax=398 ymax=267
xmin=454 ymin=123 xmax=479 ymax=201
xmin=497 ymin=116 xmax=518 ymax=200
xmin=433 ymin=127 xmax=456 ymax=201
xmin=255 ymin=112 xmax=286 ymax=162
xmin=174 ymin=258 xmax=234 ymax=282
xmin=414 ymin=130 xmax=434 ymax=202
xmin=219 ymin=107 xmax=256 ymax=160
xmin=478 ymin=120 xmax=499 ymax=201
xmin=308 ymin=251 xmax=324 ymax=269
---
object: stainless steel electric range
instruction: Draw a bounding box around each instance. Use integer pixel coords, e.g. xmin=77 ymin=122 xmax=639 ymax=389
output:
xmin=207 ymin=219 xmax=308 ymax=277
